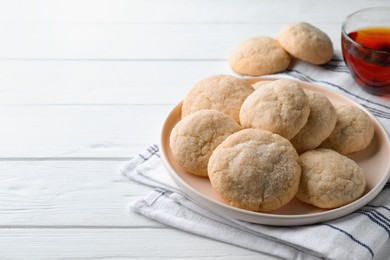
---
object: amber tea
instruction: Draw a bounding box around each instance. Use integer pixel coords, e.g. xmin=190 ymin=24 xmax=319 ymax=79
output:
xmin=342 ymin=26 xmax=390 ymax=95
xmin=342 ymin=7 xmax=390 ymax=95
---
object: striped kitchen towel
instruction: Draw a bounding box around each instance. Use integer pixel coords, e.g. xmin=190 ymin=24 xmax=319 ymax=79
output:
xmin=122 ymin=53 xmax=390 ymax=260
xmin=122 ymin=145 xmax=390 ymax=260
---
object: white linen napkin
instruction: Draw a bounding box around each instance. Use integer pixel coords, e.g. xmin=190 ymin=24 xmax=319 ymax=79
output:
xmin=122 ymin=53 xmax=390 ymax=260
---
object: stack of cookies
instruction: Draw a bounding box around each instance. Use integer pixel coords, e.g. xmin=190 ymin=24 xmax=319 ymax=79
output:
xmin=169 ymin=22 xmax=374 ymax=213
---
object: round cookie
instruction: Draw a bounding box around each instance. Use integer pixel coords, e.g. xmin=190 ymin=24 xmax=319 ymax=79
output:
xmin=320 ymin=105 xmax=374 ymax=154
xmin=290 ymin=90 xmax=337 ymax=154
xmin=277 ymin=22 xmax=334 ymax=65
xmin=208 ymin=128 xmax=301 ymax=212
xmin=229 ymin=36 xmax=291 ymax=76
xmin=296 ymin=148 xmax=366 ymax=209
xmin=170 ymin=110 xmax=241 ymax=177
xmin=182 ymin=74 xmax=254 ymax=123
xmin=239 ymin=79 xmax=310 ymax=140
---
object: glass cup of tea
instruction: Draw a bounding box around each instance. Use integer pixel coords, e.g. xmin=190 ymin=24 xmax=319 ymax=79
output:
xmin=341 ymin=7 xmax=390 ymax=95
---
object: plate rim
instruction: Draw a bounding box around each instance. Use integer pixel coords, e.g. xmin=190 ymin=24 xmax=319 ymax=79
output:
xmin=160 ymin=77 xmax=390 ymax=226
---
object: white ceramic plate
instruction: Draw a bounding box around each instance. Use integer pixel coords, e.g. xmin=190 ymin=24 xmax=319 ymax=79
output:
xmin=160 ymin=78 xmax=390 ymax=226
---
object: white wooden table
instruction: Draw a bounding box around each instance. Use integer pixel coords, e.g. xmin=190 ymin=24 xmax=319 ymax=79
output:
xmin=1 ymin=1 xmax=388 ymax=259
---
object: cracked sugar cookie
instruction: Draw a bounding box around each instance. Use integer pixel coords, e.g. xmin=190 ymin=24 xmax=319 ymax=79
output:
xmin=229 ymin=36 xmax=291 ymax=76
xmin=277 ymin=22 xmax=334 ymax=65
xmin=290 ymin=90 xmax=337 ymax=154
xmin=208 ymin=128 xmax=301 ymax=212
xmin=320 ymin=105 xmax=374 ymax=154
xmin=182 ymin=74 xmax=254 ymax=124
xmin=239 ymin=79 xmax=310 ymax=140
xmin=170 ymin=110 xmax=241 ymax=177
xmin=297 ymin=148 xmax=366 ymax=209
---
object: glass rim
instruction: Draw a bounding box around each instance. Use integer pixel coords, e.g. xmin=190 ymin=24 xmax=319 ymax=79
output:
xmin=342 ymin=6 xmax=390 ymax=55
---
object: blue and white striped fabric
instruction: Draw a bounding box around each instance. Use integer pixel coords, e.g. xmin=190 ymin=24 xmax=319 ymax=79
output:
xmin=122 ymin=53 xmax=390 ymax=260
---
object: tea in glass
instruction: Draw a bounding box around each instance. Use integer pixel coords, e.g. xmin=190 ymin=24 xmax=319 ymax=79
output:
xmin=342 ymin=7 xmax=390 ymax=95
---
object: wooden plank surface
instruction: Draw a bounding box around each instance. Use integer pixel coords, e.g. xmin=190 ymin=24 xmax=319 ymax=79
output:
xmin=0 ymin=0 xmax=384 ymax=24
xmin=0 ymin=60 xmax=227 ymax=105
xmin=0 ymin=105 xmax=170 ymax=158
xmin=0 ymin=228 xmax=278 ymax=259
xmin=0 ymin=23 xmax=341 ymax=59
xmin=0 ymin=161 xmax=160 ymax=227
xmin=1 ymin=0 xmax=387 ymax=259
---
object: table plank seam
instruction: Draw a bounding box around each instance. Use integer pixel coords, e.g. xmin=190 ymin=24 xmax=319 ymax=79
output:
xmin=0 ymin=226 xmax=167 ymax=230
xmin=0 ymin=157 xmax=133 ymax=161
xmin=0 ymin=58 xmax=227 ymax=62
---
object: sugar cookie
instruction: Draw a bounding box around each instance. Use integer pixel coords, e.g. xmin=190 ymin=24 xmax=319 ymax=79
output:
xmin=290 ymin=90 xmax=337 ymax=153
xmin=320 ymin=105 xmax=374 ymax=154
xmin=277 ymin=22 xmax=334 ymax=65
xmin=208 ymin=128 xmax=301 ymax=212
xmin=182 ymin=74 xmax=254 ymax=123
xmin=170 ymin=110 xmax=241 ymax=177
xmin=229 ymin=36 xmax=291 ymax=76
xmin=296 ymin=148 xmax=366 ymax=209
xmin=239 ymin=79 xmax=310 ymax=140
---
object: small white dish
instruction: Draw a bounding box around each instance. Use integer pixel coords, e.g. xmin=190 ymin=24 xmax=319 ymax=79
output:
xmin=160 ymin=78 xmax=390 ymax=226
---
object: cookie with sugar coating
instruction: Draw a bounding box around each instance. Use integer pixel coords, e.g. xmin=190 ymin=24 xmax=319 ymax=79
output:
xmin=239 ymin=79 xmax=310 ymax=140
xmin=277 ymin=22 xmax=334 ymax=65
xmin=208 ymin=128 xmax=301 ymax=212
xmin=170 ymin=110 xmax=241 ymax=177
xmin=290 ymin=90 xmax=337 ymax=154
xmin=296 ymin=148 xmax=366 ymax=209
xmin=320 ymin=105 xmax=374 ymax=154
xmin=229 ymin=36 xmax=291 ymax=76
xmin=182 ymin=74 xmax=254 ymax=123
